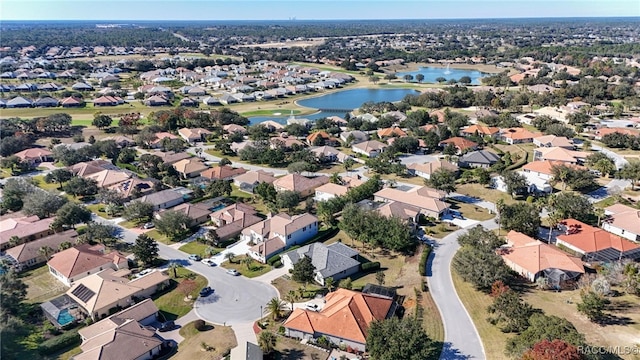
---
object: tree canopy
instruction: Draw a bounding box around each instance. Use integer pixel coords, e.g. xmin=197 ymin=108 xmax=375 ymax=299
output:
xmin=367 ymin=317 xmax=438 ymax=360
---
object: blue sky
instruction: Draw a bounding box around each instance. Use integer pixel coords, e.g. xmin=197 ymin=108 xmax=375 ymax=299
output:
xmin=2 ymin=0 xmax=638 ymax=20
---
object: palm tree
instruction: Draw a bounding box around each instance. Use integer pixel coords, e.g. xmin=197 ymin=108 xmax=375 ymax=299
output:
xmin=594 ymin=207 xmax=606 ymax=227
xmin=324 ymin=277 xmax=335 ymax=293
xmin=8 ymin=236 xmax=21 ymax=248
xmin=168 ymin=262 xmax=182 ymax=278
xmin=242 ymin=256 xmax=253 ymax=270
xmin=547 ymin=211 xmax=563 ymax=244
xmin=39 ymin=246 xmax=54 ymax=261
xmin=284 ymin=290 xmax=299 ymax=312
xmin=265 ymin=297 xmax=287 ymax=321
xmin=258 ymin=331 xmax=277 ymax=355
xmin=224 ymin=252 xmax=235 ymax=264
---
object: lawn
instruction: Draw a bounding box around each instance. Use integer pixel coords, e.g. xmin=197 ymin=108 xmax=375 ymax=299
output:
xmin=145 ymin=229 xmax=173 ymax=245
xmin=31 ymin=175 xmax=62 ymax=191
xmin=447 ymin=199 xmax=495 ymax=221
xmin=273 ymin=335 xmax=332 ymax=360
xmin=230 ymin=184 xmax=269 ymax=213
xmin=178 ymin=241 xmax=219 ymax=258
xmin=424 ymin=221 xmax=460 ymax=239
xmin=85 ymin=203 xmax=116 ymax=219
xmin=172 ymin=321 xmax=237 ymax=360
xmin=457 ymin=183 xmax=518 ymax=206
xmin=523 ymin=286 xmax=640 ymax=354
xmin=451 ymin=271 xmax=512 ymax=360
xmin=22 ymin=265 xmax=68 ymax=304
xmin=220 ymin=255 xmax=272 ymax=278
xmin=153 ymin=267 xmax=207 ymax=320
xmin=421 ymin=290 xmax=445 ymax=344
xmin=271 ymin=276 xmax=324 ymax=301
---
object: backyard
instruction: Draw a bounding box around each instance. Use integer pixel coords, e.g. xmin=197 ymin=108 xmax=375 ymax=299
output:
xmin=22 ymin=265 xmax=68 ymax=304
xmin=172 ymin=321 xmax=237 ymax=360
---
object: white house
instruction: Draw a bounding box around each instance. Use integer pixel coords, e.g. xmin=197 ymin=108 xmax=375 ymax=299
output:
xmin=603 ymin=204 xmax=640 ymax=242
xmin=47 ymin=244 xmax=128 ymax=287
xmin=244 ymin=213 xmax=319 ymax=263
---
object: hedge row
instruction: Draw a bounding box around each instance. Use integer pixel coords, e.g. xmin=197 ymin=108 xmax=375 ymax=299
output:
xmin=361 ymin=261 xmax=380 ymax=272
xmin=267 ymin=254 xmax=281 ymax=266
xmin=38 ymin=330 xmax=81 ymax=355
xmin=419 ymin=244 xmax=432 ymax=276
xmin=505 ymin=149 xmax=530 ymax=171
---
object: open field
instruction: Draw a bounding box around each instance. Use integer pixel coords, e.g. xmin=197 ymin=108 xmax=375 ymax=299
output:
xmin=22 ymin=265 xmax=68 ymax=304
xmin=173 ymin=321 xmax=237 ymax=360
xmin=451 ymin=271 xmax=512 ymax=360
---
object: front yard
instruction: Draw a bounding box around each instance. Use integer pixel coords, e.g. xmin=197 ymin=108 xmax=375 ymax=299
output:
xmin=153 ymin=267 xmax=207 ymax=321
xmin=172 ymin=321 xmax=237 ymax=360
xmin=457 ymin=183 xmax=518 ymax=206
xmin=446 ymin=199 xmax=495 ymax=221
xmin=220 ymin=255 xmax=272 ymax=278
xmin=178 ymin=241 xmax=220 ymax=258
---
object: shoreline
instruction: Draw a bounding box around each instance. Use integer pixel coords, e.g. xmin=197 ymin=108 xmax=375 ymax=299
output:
xmin=385 ymin=62 xmax=507 ymax=74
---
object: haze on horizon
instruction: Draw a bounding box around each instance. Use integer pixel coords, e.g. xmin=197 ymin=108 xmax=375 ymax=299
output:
xmin=2 ymin=0 xmax=638 ymax=21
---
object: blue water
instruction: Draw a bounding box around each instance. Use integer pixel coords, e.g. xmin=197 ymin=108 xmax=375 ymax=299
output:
xmin=248 ymin=88 xmax=418 ymax=125
xmin=395 ymin=67 xmax=487 ymax=85
xmin=57 ymin=309 xmax=75 ymax=326
xmin=211 ymin=203 xmax=226 ymax=212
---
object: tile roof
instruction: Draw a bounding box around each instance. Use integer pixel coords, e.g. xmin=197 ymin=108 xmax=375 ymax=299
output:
xmin=500 ymin=127 xmax=542 ymax=141
xmin=461 ymin=125 xmax=500 ymax=136
xmin=0 ymin=216 xmax=55 ymax=243
xmin=47 ymin=244 xmax=126 ymax=278
xmin=306 ymin=131 xmax=332 ymax=144
xmin=603 ymin=204 xmax=640 ymax=235
xmin=273 ymin=174 xmax=330 ymax=193
xmin=172 ymin=158 xmax=208 ymax=175
xmin=533 ymin=135 xmax=574 ymax=148
xmin=169 ymin=203 xmax=212 ymax=220
xmin=374 ymin=186 xmax=449 ymax=214
xmin=315 ymin=183 xmax=350 ymax=197
xmin=439 ymin=137 xmax=477 ymax=151
xmin=377 ymin=127 xmax=407 ymax=138
xmin=148 ymin=151 xmax=191 ymax=165
xmin=535 ymin=147 xmax=588 ymax=163
xmin=210 ymin=203 xmax=263 ymax=238
xmin=557 ymin=219 xmax=640 ymax=253
xmin=75 ymin=318 xmax=163 ymax=360
xmin=243 ymin=213 xmax=318 ymax=238
xmin=5 ymin=229 xmax=78 ymax=263
xmin=13 ymin=147 xmax=53 ymax=160
xmin=352 ymin=140 xmax=387 ymax=153
xmin=200 ymin=165 xmax=247 ymax=180
xmin=85 ymin=169 xmax=132 ymax=188
xmin=522 ymin=160 xmax=584 ymax=176
xmin=234 ymin=170 xmax=277 ymax=185
xmin=284 ymin=288 xmax=393 ymax=344
xmin=79 ymin=299 xmax=158 ymax=340
xmin=178 ymin=127 xmax=212 ymax=139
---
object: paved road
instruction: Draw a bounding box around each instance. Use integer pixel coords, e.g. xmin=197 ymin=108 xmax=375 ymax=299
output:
xmin=428 ymin=218 xmax=498 ymax=360
xmin=92 ymin=215 xmax=278 ymax=326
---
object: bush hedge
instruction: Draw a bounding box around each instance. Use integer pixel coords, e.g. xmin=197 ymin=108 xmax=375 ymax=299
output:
xmin=267 ymin=255 xmax=281 ymax=266
xmin=37 ymin=330 xmax=81 ymax=355
xmin=419 ymin=244 xmax=432 ymax=276
xmin=194 ymin=319 xmax=206 ymax=331
xmin=272 ymin=260 xmax=282 ymax=268
xmin=361 ymin=261 xmax=381 ymax=272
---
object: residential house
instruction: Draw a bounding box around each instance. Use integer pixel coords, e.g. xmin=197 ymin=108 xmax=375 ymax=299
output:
xmin=149 ymin=151 xmax=191 ymax=165
xmin=178 ymin=127 xmax=212 ymax=143
xmin=210 ymin=203 xmax=263 ymax=242
xmin=150 ymin=132 xmax=179 ymax=149
xmin=377 ymin=127 xmax=407 ymax=139
xmin=533 ymin=147 xmax=588 ymax=165
xmin=160 ymin=202 xmax=212 ymax=226
xmin=67 ymin=269 xmax=169 ymax=320
xmin=521 ymin=160 xmax=584 ymax=181
xmin=407 ymin=160 xmax=459 ymax=180
xmin=351 ymin=140 xmax=387 ymax=158
xmin=283 ymin=288 xmax=396 ymax=352
xmin=6 ymin=96 xmax=33 ymax=108
xmin=5 ymin=230 xmax=78 ymax=269
xmin=594 ymin=127 xmax=640 ymax=141
xmin=0 ymin=215 xmax=55 ymax=250
xmin=281 ymin=242 xmax=360 ymax=286
xmin=109 ymin=177 xmax=156 ymax=200
xmin=172 ymin=158 xmax=208 ymax=178
xmin=270 ymin=136 xmax=304 ymax=149
xmin=460 ymin=125 xmax=500 ymax=138
xmin=69 ymin=160 xmax=119 ymax=177
xmin=556 ymin=219 xmax=640 ymax=262
xmin=200 ymin=165 xmax=247 ymax=181
xmin=47 ymin=244 xmax=128 ymax=287
xmin=34 ymin=96 xmax=60 ymax=108
xmin=244 ymin=213 xmax=319 ymax=262
xmin=60 ymin=96 xmax=84 ymax=107
xmin=306 ymin=131 xmax=337 ymax=146
xmin=458 ymin=150 xmax=501 ymax=168
xmin=93 ymin=96 xmax=123 ymax=107
xmin=233 ymin=170 xmax=277 ymax=193
xmin=438 ymin=137 xmax=478 ymax=155
xmin=340 ymin=130 xmax=369 ymax=144
xmin=309 ymin=146 xmax=351 ymax=163
xmin=273 ymin=174 xmax=330 ymax=197
xmin=533 ymin=135 xmax=574 ymax=149
xmin=498 ymin=231 xmax=584 ymax=283
xmin=78 ymin=299 xmax=160 ymax=342
xmin=261 ymin=120 xmax=285 ymax=132
xmin=13 ymin=147 xmax=53 ymax=165
xmin=85 ymin=169 xmax=132 ymax=188
xmin=499 ymin=128 xmax=542 ymax=144
xmin=373 ymin=186 xmax=449 ymax=219
xmin=136 ymin=189 xmax=184 ymax=211
xmin=602 ymin=204 xmax=640 ymax=242
xmin=143 ymin=95 xmax=168 ymax=106
xmin=314 ymin=183 xmax=351 ymax=202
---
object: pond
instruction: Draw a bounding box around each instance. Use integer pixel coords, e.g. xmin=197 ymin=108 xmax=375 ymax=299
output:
xmin=395 ymin=66 xmax=488 ymax=85
xmin=248 ymin=88 xmax=418 ymax=124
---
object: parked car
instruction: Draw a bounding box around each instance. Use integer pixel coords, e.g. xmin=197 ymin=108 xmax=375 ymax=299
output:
xmin=143 ymin=222 xmax=155 ymax=229
xmin=226 ymin=269 xmax=239 ymax=276
xmin=305 ymin=303 xmax=319 ymax=311
xmin=201 ymin=258 xmax=216 ymax=267
xmin=158 ymin=321 xmax=175 ymax=332
xmin=199 ymin=286 xmax=213 ymax=297
xmin=188 ymin=254 xmax=202 ymax=261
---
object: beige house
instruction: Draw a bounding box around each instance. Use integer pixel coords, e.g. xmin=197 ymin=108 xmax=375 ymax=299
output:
xmin=233 ymin=170 xmax=277 ymax=193
xmin=533 ymin=147 xmax=588 ymax=165
xmin=84 ymin=169 xmax=132 ymax=188
xmin=47 ymin=244 xmax=129 ymax=287
xmin=14 ymin=147 xmax=53 ymax=165
xmin=273 ymin=174 xmax=330 ymax=197
xmin=0 ymin=215 xmax=56 ymax=250
xmin=244 ymin=213 xmax=319 ymax=262
xmin=210 ymin=203 xmax=263 ymax=241
xmin=5 ymin=229 xmax=78 ymax=269
xmin=406 ymin=160 xmax=459 ymax=180
xmin=178 ymin=127 xmax=212 ymax=143
xmin=533 ymin=135 xmax=574 ymax=149
xmin=67 ymin=269 xmax=169 ymax=320
xmin=351 ymin=140 xmax=387 ymax=157
xmin=374 ymin=186 xmax=449 ymax=219
xmin=172 ymin=158 xmax=209 ymax=178
xmin=158 ymin=202 xmax=212 ymax=226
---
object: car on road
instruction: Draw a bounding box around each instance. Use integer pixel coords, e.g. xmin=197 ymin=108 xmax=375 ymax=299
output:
xmin=201 ymin=258 xmax=216 ymax=266
xmin=188 ymin=254 xmax=202 ymax=261
xmin=199 ymin=286 xmax=213 ymax=297
xmin=143 ymin=222 xmax=155 ymax=229
xmin=158 ymin=321 xmax=175 ymax=332
xmin=305 ymin=303 xmax=319 ymax=311
xmin=226 ymin=269 xmax=239 ymax=276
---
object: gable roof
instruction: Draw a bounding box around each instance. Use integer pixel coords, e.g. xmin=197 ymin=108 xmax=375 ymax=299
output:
xmin=557 ymin=219 xmax=640 ymax=254
xmin=0 ymin=216 xmax=55 ymax=243
xmin=273 ymin=174 xmax=330 ymax=193
xmin=47 ymin=244 xmax=126 ymax=278
xmin=200 ymin=165 xmax=247 ymax=180
xmin=459 ymin=150 xmax=501 ymax=165
xmin=5 ymin=229 xmax=78 ymax=263
xmin=377 ymin=127 xmax=407 ymax=138
xmin=79 ymin=299 xmax=158 ymax=340
xmin=283 ymin=242 xmax=360 ymax=278
xmin=284 ymin=288 xmax=393 ymax=344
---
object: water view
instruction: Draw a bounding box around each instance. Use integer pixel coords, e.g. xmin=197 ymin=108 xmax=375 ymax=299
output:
xmin=249 ymin=88 xmax=418 ymax=124
xmin=396 ymin=66 xmax=488 ymax=85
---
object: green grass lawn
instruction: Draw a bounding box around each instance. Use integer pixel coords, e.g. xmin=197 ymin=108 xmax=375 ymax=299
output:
xmin=220 ymin=255 xmax=271 ymax=278
xmin=71 ymin=119 xmax=93 ymax=127
xmin=230 ymin=184 xmax=269 ymax=213
xmin=178 ymin=241 xmax=220 ymax=258
xmin=118 ymin=219 xmax=142 ymax=229
xmin=241 ymin=109 xmax=301 ymax=117
xmin=22 ymin=265 xmax=68 ymax=304
xmin=145 ymin=229 xmax=173 ymax=245
xmin=31 ymin=175 xmax=62 ymax=191
xmin=447 ymin=199 xmax=495 ymax=221
xmin=153 ymin=267 xmax=207 ymax=321
xmin=85 ymin=203 xmax=116 ymax=219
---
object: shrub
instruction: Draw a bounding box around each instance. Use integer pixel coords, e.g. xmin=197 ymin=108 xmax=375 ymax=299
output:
xmin=37 ymin=330 xmax=81 ymax=355
xmin=419 ymin=245 xmax=432 ymax=276
xmin=361 ymin=261 xmax=381 ymax=272
xmin=278 ymin=326 xmax=285 ymax=335
xmin=267 ymin=254 xmax=281 ymax=266
xmin=272 ymin=260 xmax=282 ymax=268
xmin=194 ymin=319 xmax=206 ymax=331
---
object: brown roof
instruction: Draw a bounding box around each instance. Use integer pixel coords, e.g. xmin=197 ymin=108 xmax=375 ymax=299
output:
xmin=47 ymin=244 xmax=126 ymax=278
xmin=461 ymin=125 xmax=500 ymax=136
xmin=407 ymin=160 xmax=459 ymax=176
xmin=377 ymin=127 xmax=407 ymax=138
xmin=79 ymin=299 xmax=158 ymax=340
xmin=374 ymin=186 xmax=449 ymax=214
xmin=250 ymin=237 xmax=285 ymax=258
xmin=595 ymin=127 xmax=640 ymax=138
xmin=85 ymin=169 xmax=131 ymax=188
xmin=70 ymin=160 xmax=116 ymax=177
xmin=172 ymin=158 xmax=208 ymax=175
xmin=0 ymin=216 xmax=55 ymax=243
xmin=306 ymin=131 xmax=332 ymax=143
xmin=439 ymin=137 xmax=477 ymax=151
xmin=149 ymin=151 xmax=191 ymax=165
xmin=13 ymin=147 xmax=53 ymax=161
xmin=200 ymin=165 xmax=247 ymax=180
xmin=210 ymin=203 xmax=263 ymax=239
xmin=170 ymin=203 xmax=212 ymax=220
xmin=76 ymin=318 xmax=163 ymax=360
xmin=557 ymin=219 xmax=640 ymax=254
xmin=5 ymin=229 xmax=78 ymax=263
xmin=284 ymin=288 xmax=393 ymax=344
xmin=273 ymin=174 xmax=330 ymax=193
xmin=500 ymin=127 xmax=542 ymax=141
xmin=243 ymin=213 xmax=318 ymax=238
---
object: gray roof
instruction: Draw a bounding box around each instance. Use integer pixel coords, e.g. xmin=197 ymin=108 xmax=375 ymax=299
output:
xmin=459 ymin=150 xmax=501 ymax=165
xmin=7 ymin=96 xmax=32 ymax=106
xmin=136 ymin=189 xmax=183 ymax=206
xmin=283 ymin=242 xmax=360 ymax=278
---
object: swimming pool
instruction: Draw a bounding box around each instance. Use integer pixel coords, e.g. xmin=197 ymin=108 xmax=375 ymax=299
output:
xmin=211 ymin=203 xmax=226 ymax=212
xmin=57 ymin=309 xmax=76 ymax=326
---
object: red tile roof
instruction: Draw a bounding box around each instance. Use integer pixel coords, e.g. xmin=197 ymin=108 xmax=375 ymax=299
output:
xmin=557 ymin=219 xmax=640 ymax=253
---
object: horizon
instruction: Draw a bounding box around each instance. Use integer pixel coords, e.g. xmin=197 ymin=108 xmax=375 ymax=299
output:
xmin=2 ymin=0 xmax=639 ymax=21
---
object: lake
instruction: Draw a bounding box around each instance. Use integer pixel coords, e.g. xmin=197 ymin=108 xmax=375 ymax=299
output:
xmin=395 ymin=66 xmax=488 ymax=85
xmin=248 ymin=88 xmax=418 ymax=124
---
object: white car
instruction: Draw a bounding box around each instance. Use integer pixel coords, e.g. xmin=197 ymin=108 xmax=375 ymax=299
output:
xmin=226 ymin=269 xmax=239 ymax=276
xmin=305 ymin=303 xmax=319 ymax=311
xmin=201 ymin=258 xmax=216 ymax=267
